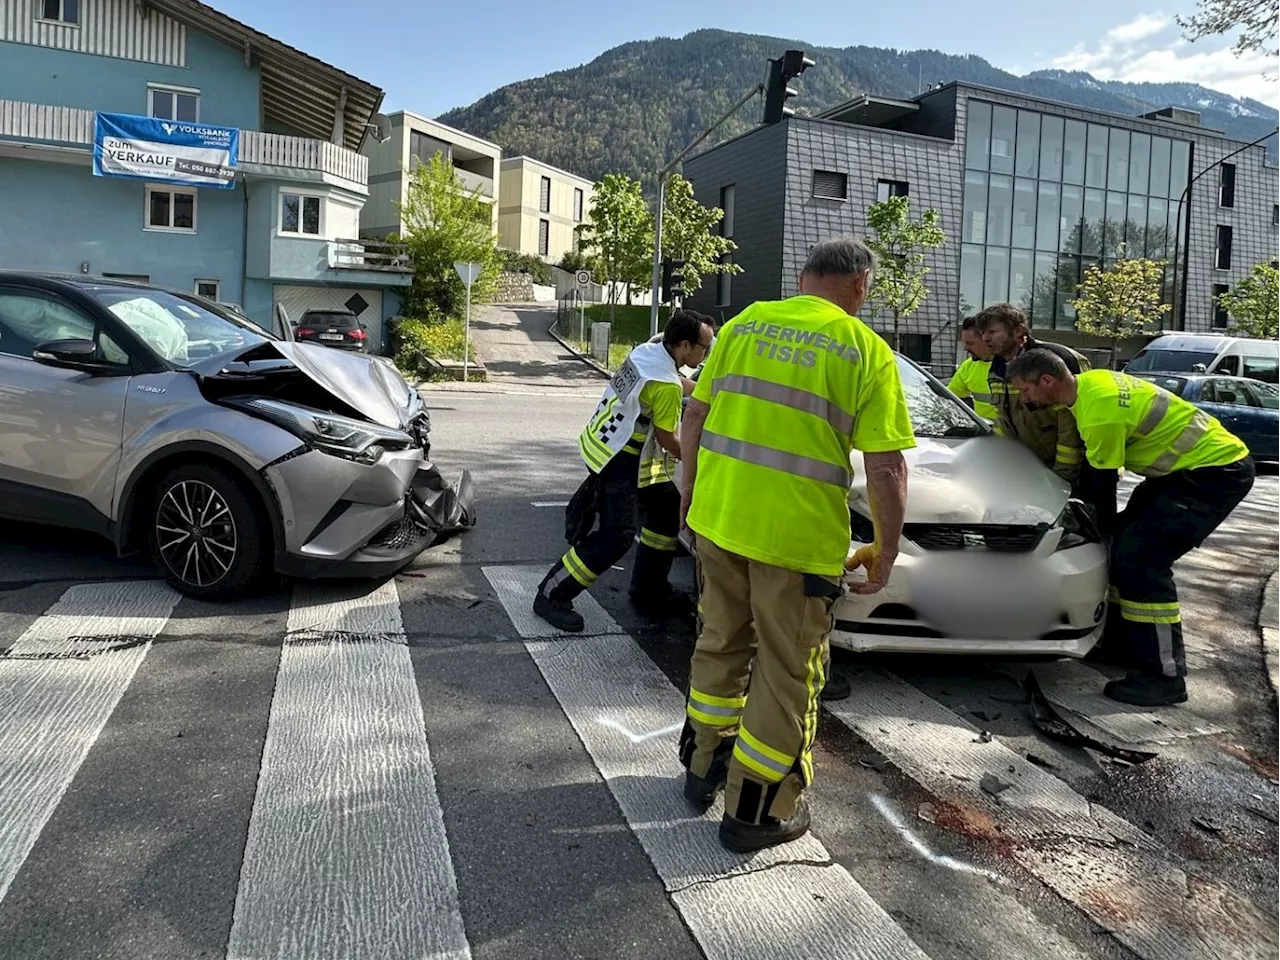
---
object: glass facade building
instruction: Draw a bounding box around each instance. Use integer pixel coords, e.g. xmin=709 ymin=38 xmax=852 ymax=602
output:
xmin=960 ymin=100 xmax=1192 ymax=329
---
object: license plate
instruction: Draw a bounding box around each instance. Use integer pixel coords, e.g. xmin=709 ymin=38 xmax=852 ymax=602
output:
xmin=319 ymin=333 xmax=344 ymax=341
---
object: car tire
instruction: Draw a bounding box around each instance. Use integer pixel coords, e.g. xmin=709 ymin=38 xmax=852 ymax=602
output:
xmin=146 ymin=462 xmax=272 ymax=600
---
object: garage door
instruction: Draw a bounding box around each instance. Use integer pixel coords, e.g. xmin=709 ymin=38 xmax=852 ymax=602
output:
xmin=273 ymin=285 xmax=384 ymax=353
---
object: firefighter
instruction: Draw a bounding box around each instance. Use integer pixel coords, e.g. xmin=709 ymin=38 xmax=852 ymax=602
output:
xmin=678 ymin=238 xmax=913 ymax=852
xmin=976 ymin=303 xmax=1088 ymax=485
xmin=533 ymin=310 xmax=716 ymax=633
xmin=1008 ymin=350 xmax=1255 ymax=706
xmin=947 ymin=316 xmax=1000 ymax=425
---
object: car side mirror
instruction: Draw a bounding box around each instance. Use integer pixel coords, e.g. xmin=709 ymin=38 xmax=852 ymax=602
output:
xmin=32 ymin=338 xmax=120 ymax=375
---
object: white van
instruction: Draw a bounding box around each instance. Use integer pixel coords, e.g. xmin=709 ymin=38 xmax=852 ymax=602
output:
xmin=1125 ymin=333 xmax=1279 ymax=383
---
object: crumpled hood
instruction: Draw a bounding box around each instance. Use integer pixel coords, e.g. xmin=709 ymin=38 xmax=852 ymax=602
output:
xmin=850 ymin=434 xmax=1070 ymax=526
xmin=193 ymin=341 xmax=420 ymax=430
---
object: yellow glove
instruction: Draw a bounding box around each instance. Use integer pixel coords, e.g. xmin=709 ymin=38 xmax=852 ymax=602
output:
xmin=845 ymin=544 xmax=894 ymax=595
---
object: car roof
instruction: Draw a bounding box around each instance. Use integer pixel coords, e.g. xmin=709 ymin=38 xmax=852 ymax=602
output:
xmin=0 ymin=270 xmax=183 ymax=297
xmin=1140 ymin=333 xmax=1229 ymax=351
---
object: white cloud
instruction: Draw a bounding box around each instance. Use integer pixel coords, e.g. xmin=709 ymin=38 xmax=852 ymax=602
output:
xmin=1045 ymin=11 xmax=1279 ymax=108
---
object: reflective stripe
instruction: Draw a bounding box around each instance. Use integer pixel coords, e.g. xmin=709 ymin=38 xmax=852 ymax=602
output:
xmin=690 ymin=689 xmax=747 ymax=710
xmin=687 ymin=686 xmax=746 ymax=728
xmin=562 ymin=548 xmax=597 ymax=587
xmin=971 ymin=392 xmax=993 ymax=403
xmin=1143 ymin=411 xmax=1212 ymax=476
xmin=701 ymin=430 xmax=850 ymax=489
xmin=800 ymin=646 xmax=823 ymax=785
xmin=733 ymin=727 xmax=794 ymax=782
xmin=1115 ymin=596 xmax=1181 ymax=624
xmin=1055 ymin=444 xmax=1083 ymax=464
xmin=1135 ymin=391 xmax=1170 ymax=436
xmin=638 ymin=527 xmax=679 ymax=551
xmin=712 ymin=373 xmax=856 ymax=436
xmin=1156 ymin=622 xmax=1179 ymax=678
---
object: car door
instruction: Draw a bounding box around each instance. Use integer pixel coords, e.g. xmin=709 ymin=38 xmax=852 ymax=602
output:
xmin=0 ymin=287 xmax=133 ymax=532
xmin=1239 ymin=381 xmax=1280 ymax=460
xmin=1198 ymin=376 xmax=1254 ymax=441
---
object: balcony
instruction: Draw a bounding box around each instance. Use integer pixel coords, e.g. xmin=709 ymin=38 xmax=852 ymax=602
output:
xmin=0 ymin=100 xmax=367 ymax=187
xmin=454 ymin=166 xmax=494 ymax=199
xmin=329 ymin=239 xmax=412 ymax=273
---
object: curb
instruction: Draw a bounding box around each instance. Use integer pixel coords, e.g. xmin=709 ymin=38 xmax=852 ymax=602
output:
xmin=1260 ymin=569 xmax=1279 ymax=697
xmin=546 ymin=318 xmax=611 ymax=378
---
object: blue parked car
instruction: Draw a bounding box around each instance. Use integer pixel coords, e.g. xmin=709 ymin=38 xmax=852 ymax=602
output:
xmin=1131 ymin=373 xmax=1279 ymax=463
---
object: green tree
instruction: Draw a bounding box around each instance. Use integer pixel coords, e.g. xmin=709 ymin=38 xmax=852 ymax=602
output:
xmin=659 ymin=173 xmax=741 ymax=298
xmin=1217 ymin=262 xmax=1280 ymax=339
xmin=863 ymin=196 xmax=946 ymax=351
xmin=1069 ymin=254 xmax=1171 ymax=370
xmin=395 ymin=152 xmax=499 ymax=319
xmin=576 ymin=173 xmax=653 ymax=322
xmin=1178 ymin=0 xmax=1278 ymax=58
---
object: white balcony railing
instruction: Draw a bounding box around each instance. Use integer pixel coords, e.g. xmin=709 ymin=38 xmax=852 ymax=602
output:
xmin=328 ymin=239 xmax=412 ymax=273
xmin=454 ymin=167 xmax=494 ymax=199
xmin=0 ymin=100 xmax=367 ymax=186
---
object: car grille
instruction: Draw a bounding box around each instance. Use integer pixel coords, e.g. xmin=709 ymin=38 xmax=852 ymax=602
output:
xmin=368 ymin=512 xmax=434 ymax=552
xmin=904 ymin=523 xmax=1046 ymax=552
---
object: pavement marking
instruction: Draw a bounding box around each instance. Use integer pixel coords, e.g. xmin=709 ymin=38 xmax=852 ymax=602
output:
xmin=531 ymin=501 xmax=570 ymax=508
xmin=1026 ymin=660 xmax=1225 ymax=744
xmin=483 ymin=564 xmax=932 ymax=960
xmin=0 ymin=581 xmax=179 ymax=905
xmin=226 ymin=580 xmax=470 ymax=960
xmin=826 ymin=665 xmax=1277 ymax=960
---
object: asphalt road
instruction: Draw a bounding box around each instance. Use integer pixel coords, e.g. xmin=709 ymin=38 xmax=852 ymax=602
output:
xmin=0 ymin=304 xmax=1275 ymax=960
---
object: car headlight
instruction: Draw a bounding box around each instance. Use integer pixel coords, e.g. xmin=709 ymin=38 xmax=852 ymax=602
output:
xmin=1055 ymin=498 xmax=1102 ymax=551
xmin=236 ymin=398 xmax=412 ymax=465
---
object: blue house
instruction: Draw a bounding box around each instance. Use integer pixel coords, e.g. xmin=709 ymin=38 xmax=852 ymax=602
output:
xmin=0 ymin=0 xmax=411 ymax=351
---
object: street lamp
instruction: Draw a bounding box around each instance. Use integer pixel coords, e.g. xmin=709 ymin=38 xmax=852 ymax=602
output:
xmin=1170 ymin=126 xmax=1278 ymax=329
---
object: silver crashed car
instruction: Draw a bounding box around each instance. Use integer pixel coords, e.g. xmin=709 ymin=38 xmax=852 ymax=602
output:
xmin=0 ymin=274 xmax=473 ymax=599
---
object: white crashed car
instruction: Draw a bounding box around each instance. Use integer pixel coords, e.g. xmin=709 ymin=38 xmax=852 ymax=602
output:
xmin=679 ymin=355 xmax=1109 ymax=657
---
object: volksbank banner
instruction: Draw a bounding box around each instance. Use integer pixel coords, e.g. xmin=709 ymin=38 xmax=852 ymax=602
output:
xmin=93 ymin=112 xmax=239 ymax=189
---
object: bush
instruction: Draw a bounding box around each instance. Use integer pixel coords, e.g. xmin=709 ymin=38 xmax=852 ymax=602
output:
xmin=500 ymin=249 xmax=552 ymax=285
xmin=392 ymin=312 xmax=474 ymax=378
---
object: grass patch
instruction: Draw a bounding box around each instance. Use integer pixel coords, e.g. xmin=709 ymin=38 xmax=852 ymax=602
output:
xmin=566 ymin=339 xmax=631 ymax=370
xmin=394 ymin=315 xmax=476 ymax=378
xmin=580 ymin=304 xmax=669 ymax=347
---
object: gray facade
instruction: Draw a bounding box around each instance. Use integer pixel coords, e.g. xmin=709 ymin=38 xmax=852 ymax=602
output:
xmin=683 ymin=82 xmax=1278 ymax=371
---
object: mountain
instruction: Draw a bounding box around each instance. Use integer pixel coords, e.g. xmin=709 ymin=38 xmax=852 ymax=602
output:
xmin=437 ymin=29 xmax=1278 ymax=188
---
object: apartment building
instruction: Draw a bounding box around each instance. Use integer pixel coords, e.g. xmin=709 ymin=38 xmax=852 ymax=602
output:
xmin=360 ymin=112 xmax=502 ymax=237
xmin=497 ymin=156 xmax=593 ymax=262
xmin=0 ymin=0 xmax=412 ymax=349
xmin=683 ymin=81 xmax=1278 ymax=369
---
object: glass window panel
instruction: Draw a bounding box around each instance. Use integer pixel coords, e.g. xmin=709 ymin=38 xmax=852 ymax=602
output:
xmin=1015 ymin=111 xmax=1040 ymax=178
xmin=1149 ymin=137 xmax=1171 ymax=198
xmin=176 ymin=94 xmax=198 ymax=122
xmin=990 ymin=106 xmax=1016 ymax=175
xmin=1129 ymin=133 xmax=1151 ymax=195
xmin=960 ymin=244 xmax=985 ymax=316
xmin=149 ymin=190 xmax=170 ymax=228
xmin=986 ymin=174 xmax=1013 ymax=247
xmin=43 ymin=0 xmax=59 ymax=18
xmin=984 ymin=247 xmax=1011 ymax=307
xmin=1126 ymin=194 xmax=1148 ymax=256
xmin=63 ymin=0 xmax=78 ymax=21
xmin=1085 ymin=124 xmax=1108 ymax=188
xmin=1147 ymin=197 xmax=1168 ymax=259
xmin=1169 ymin=141 xmax=1190 ymax=201
xmin=173 ymin=194 xmax=194 ymax=230
xmin=1082 ymin=188 xmax=1104 ymax=257
xmin=963 ymin=171 xmax=988 ymax=243
xmin=1039 ymin=115 xmax=1064 ymax=181
xmin=1059 ymin=184 xmax=1083 ymax=253
xmin=1012 ymin=178 xmax=1037 ymax=249
xmin=1036 ymin=182 xmax=1060 ymax=251
xmin=1108 ymin=129 xmax=1130 ymax=192
xmin=151 ymin=91 xmax=174 ymax=120
xmin=281 ymin=194 xmax=300 ymax=233
xmin=1062 ymin=120 xmax=1086 ymax=185
xmin=1031 ymin=252 xmax=1058 ymax=328
xmin=965 ymin=101 xmax=991 ymax=171
xmin=1105 ymin=191 xmax=1126 ymax=259
xmin=302 ymin=196 xmax=321 ymax=235
xmin=1010 ymin=249 xmax=1035 ymax=315
xmin=1057 ymin=256 xmax=1084 ymax=328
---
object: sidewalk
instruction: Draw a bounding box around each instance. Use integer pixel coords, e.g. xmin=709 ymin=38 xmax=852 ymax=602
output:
xmin=1261 ymin=569 xmax=1278 ymax=695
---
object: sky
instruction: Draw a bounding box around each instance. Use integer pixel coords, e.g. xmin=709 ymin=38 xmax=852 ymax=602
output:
xmin=210 ymin=0 xmax=1279 ymax=116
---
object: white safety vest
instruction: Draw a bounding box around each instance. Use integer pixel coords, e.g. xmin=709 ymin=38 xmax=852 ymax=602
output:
xmin=577 ymin=341 xmax=683 ymax=474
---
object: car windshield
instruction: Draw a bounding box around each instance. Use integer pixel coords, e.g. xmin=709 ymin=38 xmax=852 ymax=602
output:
xmin=897 ymin=356 xmax=987 ymax=439
xmin=302 ymin=313 xmax=358 ymax=328
xmin=1126 ymin=348 xmax=1219 ymax=373
xmin=84 ymin=286 xmax=271 ymax=367
xmin=1134 ymin=375 xmax=1188 ymax=396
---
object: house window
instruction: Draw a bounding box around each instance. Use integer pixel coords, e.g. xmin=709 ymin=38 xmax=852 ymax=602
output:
xmin=39 ymin=0 xmax=78 ymax=24
xmin=145 ymin=186 xmax=196 ymax=232
xmin=877 ymin=179 xmax=909 ymax=203
xmin=195 ymin=280 xmax=221 ymax=301
xmin=720 ymin=184 xmax=735 ymax=238
xmin=540 ymin=176 xmax=551 ymax=214
xmin=716 ymin=257 xmax=732 ymax=308
xmin=409 ymin=131 xmax=451 ymax=166
xmin=149 ymin=86 xmax=200 ymax=123
xmin=899 ymin=333 xmax=933 ymax=365
xmin=1273 ymin=204 xmax=1278 ymax=227
xmin=813 ymin=170 xmax=847 ymax=200
xmin=538 ymin=218 xmax=549 ymax=256
xmin=1218 ymin=163 xmax=1236 ymax=208
xmin=1212 ymin=283 xmax=1230 ymax=329
xmin=281 ymin=192 xmax=323 ymax=236
xmin=1215 ymin=225 xmax=1233 ymax=270
xmin=573 ymin=188 xmax=584 ymax=223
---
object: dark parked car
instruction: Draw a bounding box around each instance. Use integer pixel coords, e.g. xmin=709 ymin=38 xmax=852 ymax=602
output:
xmin=293 ymin=309 xmax=369 ymax=352
xmin=1132 ymin=373 xmax=1278 ymax=463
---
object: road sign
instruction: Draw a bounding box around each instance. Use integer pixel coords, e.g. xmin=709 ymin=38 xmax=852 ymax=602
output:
xmin=575 ymin=269 xmax=591 ymax=288
xmin=453 ymin=262 xmax=485 ymax=381
xmin=454 ymin=261 xmax=484 ymax=286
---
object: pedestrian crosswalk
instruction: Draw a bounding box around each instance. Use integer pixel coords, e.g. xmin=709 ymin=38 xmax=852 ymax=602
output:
xmin=0 ymin=572 xmax=1275 ymax=960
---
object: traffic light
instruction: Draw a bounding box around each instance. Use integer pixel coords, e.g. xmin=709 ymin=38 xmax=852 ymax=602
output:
xmin=661 ymin=258 xmax=686 ymax=303
xmin=763 ymin=49 xmax=815 ymax=125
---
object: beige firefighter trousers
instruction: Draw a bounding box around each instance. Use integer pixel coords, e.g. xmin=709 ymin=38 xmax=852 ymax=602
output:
xmin=681 ymin=534 xmax=840 ymax=824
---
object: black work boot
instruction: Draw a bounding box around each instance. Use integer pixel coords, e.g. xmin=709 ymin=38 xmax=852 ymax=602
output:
xmin=683 ymin=743 xmax=732 ymax=810
xmin=1104 ymin=671 xmax=1187 ymax=707
xmin=532 ymin=564 xmax=585 ymax=633
xmin=820 ymin=671 xmax=852 ymax=702
xmin=719 ymin=797 xmax=812 ymax=853
xmin=630 ymin=586 xmax=696 ymax=620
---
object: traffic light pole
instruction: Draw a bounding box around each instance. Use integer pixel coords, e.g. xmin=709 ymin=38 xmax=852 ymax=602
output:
xmin=648 ymin=81 xmax=766 ymax=338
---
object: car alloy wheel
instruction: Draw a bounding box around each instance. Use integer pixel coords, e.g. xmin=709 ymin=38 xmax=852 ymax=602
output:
xmin=155 ymin=479 xmax=239 ymax=588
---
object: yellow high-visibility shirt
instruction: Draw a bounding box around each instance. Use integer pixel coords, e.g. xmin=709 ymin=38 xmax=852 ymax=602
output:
xmin=947 ymin=357 xmax=998 ymax=421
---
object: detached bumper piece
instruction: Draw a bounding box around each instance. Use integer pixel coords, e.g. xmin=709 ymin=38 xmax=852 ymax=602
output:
xmin=407 ymin=461 xmax=477 ymax=541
